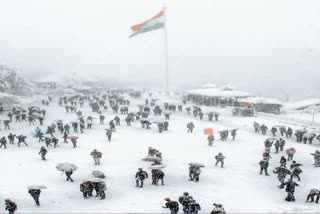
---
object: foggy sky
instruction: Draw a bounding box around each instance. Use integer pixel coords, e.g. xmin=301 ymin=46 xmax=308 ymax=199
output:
xmin=0 ymin=0 xmax=320 ymax=100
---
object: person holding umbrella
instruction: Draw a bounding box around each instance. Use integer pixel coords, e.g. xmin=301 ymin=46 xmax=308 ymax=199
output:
xmin=27 ymin=185 xmax=46 ymax=206
xmin=56 ymin=163 xmax=77 ymax=182
xmin=67 ymin=136 xmax=79 ymax=148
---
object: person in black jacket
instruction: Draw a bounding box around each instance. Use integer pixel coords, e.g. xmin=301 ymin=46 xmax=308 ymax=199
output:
xmin=38 ymin=147 xmax=47 ymax=161
xmin=28 ymin=189 xmax=41 ymax=206
xmin=4 ymin=199 xmax=17 ymax=214
xmin=135 ymin=168 xmax=148 ymax=188
xmin=17 ymin=135 xmax=28 ymax=147
xmin=162 ymin=198 xmax=179 ymax=214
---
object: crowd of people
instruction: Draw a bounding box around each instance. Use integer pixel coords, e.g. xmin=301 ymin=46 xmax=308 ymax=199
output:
xmin=0 ymin=88 xmax=319 ymax=214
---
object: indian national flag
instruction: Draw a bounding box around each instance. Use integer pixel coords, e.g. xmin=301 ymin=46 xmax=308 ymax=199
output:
xmin=129 ymin=10 xmax=164 ymax=38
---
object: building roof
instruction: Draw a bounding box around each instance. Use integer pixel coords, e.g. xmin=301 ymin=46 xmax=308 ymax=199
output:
xmin=239 ymin=97 xmax=283 ymax=106
xmin=187 ymin=87 xmax=252 ymax=98
xmin=201 ymin=83 xmax=217 ymax=89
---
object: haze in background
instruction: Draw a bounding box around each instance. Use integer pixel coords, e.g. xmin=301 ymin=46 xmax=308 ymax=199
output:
xmin=0 ymin=0 xmax=319 ymax=101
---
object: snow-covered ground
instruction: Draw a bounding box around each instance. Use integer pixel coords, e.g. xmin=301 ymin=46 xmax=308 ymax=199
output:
xmin=0 ymin=93 xmax=320 ymax=213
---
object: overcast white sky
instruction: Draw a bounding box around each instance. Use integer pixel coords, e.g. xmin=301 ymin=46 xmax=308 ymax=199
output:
xmin=0 ymin=0 xmax=319 ymax=100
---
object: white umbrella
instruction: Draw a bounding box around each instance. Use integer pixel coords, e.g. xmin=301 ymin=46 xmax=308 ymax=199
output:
xmin=92 ymin=170 xmax=106 ymax=179
xmin=142 ymin=156 xmax=162 ymax=162
xmin=56 ymin=163 xmax=78 ymax=172
xmin=188 ymin=162 xmax=205 ymax=167
xmin=148 ymin=164 xmax=167 ymax=170
xmin=84 ymin=178 xmax=105 ymax=183
xmin=27 ymin=185 xmax=47 ymax=190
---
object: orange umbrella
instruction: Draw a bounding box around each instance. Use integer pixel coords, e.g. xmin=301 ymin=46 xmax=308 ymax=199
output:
xmin=203 ymin=128 xmax=214 ymax=135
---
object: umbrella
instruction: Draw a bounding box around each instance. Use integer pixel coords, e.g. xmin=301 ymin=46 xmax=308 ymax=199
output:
xmin=266 ymin=137 xmax=280 ymax=141
xmin=44 ymin=134 xmax=53 ymax=138
xmin=140 ymin=119 xmax=150 ymax=123
xmin=152 ymin=121 xmax=165 ymax=124
xmin=142 ymin=156 xmax=162 ymax=162
xmin=296 ymin=129 xmax=308 ymax=133
xmin=92 ymin=170 xmax=106 ymax=179
xmin=31 ymin=112 xmax=41 ymax=117
xmin=286 ymin=148 xmax=296 ymax=155
xmin=27 ymin=185 xmax=47 ymax=190
xmin=188 ymin=162 xmax=205 ymax=167
xmin=67 ymin=136 xmax=79 ymax=140
xmin=275 ymin=125 xmax=286 ymax=128
xmin=83 ymin=178 xmax=105 ymax=183
xmin=218 ymin=130 xmax=228 ymax=133
xmin=303 ymin=133 xmax=316 ymax=138
xmin=206 ymin=111 xmax=220 ymax=115
xmin=54 ymin=119 xmax=63 ymax=123
xmin=56 ymin=163 xmax=78 ymax=172
xmin=148 ymin=164 xmax=167 ymax=170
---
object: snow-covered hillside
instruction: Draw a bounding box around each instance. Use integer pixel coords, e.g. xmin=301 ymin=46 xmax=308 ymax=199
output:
xmin=0 ymin=64 xmax=35 ymax=96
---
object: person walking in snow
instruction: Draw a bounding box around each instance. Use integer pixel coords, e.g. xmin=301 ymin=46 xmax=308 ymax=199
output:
xmin=162 ymin=198 xmax=179 ymax=214
xmin=17 ymin=135 xmax=28 ymax=147
xmin=7 ymin=133 xmax=15 ymax=144
xmin=279 ymin=138 xmax=285 ymax=151
xmin=99 ymin=114 xmax=105 ymax=125
xmin=28 ymin=189 xmax=41 ymax=206
xmin=274 ymin=140 xmax=280 ymax=153
xmin=135 ymin=168 xmax=148 ymax=188
xmin=286 ymin=127 xmax=293 ymax=138
xmin=91 ymin=149 xmax=102 ymax=165
xmin=210 ymin=203 xmax=226 ymax=214
xmin=259 ymin=157 xmax=269 ymax=176
xmin=186 ymin=199 xmax=201 ymax=214
xmin=311 ymin=150 xmax=320 ymax=167
xmin=271 ymin=127 xmax=277 ymax=137
xmin=187 ymin=122 xmax=195 ymax=133
xmin=215 ymin=153 xmax=225 ymax=168
xmin=71 ymin=138 xmax=78 ymax=148
xmin=4 ymin=199 xmax=17 ymax=214
xmin=290 ymin=161 xmax=302 ymax=181
xmin=65 ymin=170 xmax=74 ymax=182
xmin=114 ymin=116 xmax=120 ymax=126
xmin=283 ymin=179 xmax=299 ymax=202
xmin=38 ymin=147 xmax=47 ymax=161
xmin=207 ymin=134 xmax=214 ymax=146
xmin=106 ymin=129 xmax=112 ymax=142
xmin=0 ymin=137 xmax=7 ymax=149
xmin=260 ymin=124 xmax=268 ymax=135
xmin=306 ymin=189 xmax=320 ymax=203
xmin=189 ymin=165 xmax=202 ymax=182
xmin=4 ymin=120 xmax=10 ymax=130
xmin=179 ymin=192 xmax=193 ymax=214
xmin=230 ymin=129 xmax=237 ymax=140
xmin=273 ymin=166 xmax=291 ymax=188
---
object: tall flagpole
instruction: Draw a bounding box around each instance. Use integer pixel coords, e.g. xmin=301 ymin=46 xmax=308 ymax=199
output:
xmin=163 ymin=5 xmax=169 ymax=90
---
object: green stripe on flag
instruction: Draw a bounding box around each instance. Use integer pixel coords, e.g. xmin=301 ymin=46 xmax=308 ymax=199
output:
xmin=129 ymin=22 xmax=164 ymax=38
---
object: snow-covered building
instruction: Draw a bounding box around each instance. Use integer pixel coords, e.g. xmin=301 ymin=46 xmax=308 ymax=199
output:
xmin=186 ymin=84 xmax=253 ymax=106
xmin=239 ymin=97 xmax=283 ymax=114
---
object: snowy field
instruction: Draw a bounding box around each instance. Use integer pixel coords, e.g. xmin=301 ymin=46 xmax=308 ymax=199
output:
xmin=1 ymin=93 xmax=320 ymax=213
